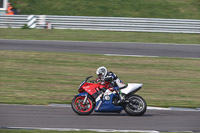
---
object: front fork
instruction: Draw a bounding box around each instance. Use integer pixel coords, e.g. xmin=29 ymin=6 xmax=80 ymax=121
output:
xmin=82 ymin=94 xmax=88 ymax=105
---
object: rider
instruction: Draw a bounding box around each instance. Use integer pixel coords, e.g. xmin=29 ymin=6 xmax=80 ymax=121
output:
xmin=96 ymin=66 xmax=125 ymax=102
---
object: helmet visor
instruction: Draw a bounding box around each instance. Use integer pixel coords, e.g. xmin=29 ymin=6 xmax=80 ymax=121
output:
xmin=98 ymin=73 xmax=102 ymax=77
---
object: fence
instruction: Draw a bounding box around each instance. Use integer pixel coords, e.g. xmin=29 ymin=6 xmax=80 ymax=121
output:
xmin=0 ymin=15 xmax=200 ymax=34
xmin=0 ymin=15 xmax=28 ymax=28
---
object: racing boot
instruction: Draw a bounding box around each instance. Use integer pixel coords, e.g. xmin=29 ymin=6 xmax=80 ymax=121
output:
xmin=116 ymin=89 xmax=125 ymax=105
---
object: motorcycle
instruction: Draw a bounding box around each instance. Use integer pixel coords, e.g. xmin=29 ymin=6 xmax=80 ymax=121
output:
xmin=71 ymin=76 xmax=147 ymax=116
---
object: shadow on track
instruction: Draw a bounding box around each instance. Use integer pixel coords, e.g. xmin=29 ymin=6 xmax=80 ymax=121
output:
xmin=87 ymin=112 xmax=153 ymax=117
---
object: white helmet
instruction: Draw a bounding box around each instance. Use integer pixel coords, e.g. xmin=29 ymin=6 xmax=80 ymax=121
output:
xmin=96 ymin=66 xmax=107 ymax=78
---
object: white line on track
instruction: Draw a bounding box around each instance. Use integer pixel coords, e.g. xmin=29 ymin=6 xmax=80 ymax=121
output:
xmin=1 ymin=127 xmax=197 ymax=133
xmin=104 ymin=54 xmax=200 ymax=59
xmin=104 ymin=54 xmax=160 ymax=58
xmin=1 ymin=104 xmax=200 ymax=111
xmin=1 ymin=127 xmax=160 ymax=133
xmin=48 ymin=104 xmax=200 ymax=111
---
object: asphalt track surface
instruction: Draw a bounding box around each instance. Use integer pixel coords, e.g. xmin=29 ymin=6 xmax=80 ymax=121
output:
xmin=0 ymin=39 xmax=200 ymax=58
xmin=0 ymin=39 xmax=200 ymax=132
xmin=0 ymin=104 xmax=200 ymax=132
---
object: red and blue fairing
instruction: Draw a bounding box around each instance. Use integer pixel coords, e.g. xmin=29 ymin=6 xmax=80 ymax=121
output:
xmin=94 ymin=93 xmax=123 ymax=112
xmin=77 ymin=76 xmax=123 ymax=112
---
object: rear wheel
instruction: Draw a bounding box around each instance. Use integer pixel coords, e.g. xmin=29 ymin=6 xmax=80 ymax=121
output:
xmin=71 ymin=95 xmax=95 ymax=115
xmin=124 ymin=94 xmax=147 ymax=116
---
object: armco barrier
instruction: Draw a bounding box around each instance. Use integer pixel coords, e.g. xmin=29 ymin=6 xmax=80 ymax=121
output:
xmin=0 ymin=15 xmax=200 ymax=33
xmin=0 ymin=15 xmax=28 ymax=28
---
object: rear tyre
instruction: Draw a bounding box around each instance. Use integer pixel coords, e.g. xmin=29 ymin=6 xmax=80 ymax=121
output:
xmin=124 ymin=94 xmax=147 ymax=116
xmin=71 ymin=95 xmax=95 ymax=115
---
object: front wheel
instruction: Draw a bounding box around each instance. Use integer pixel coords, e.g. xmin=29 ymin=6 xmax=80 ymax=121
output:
xmin=71 ymin=95 xmax=95 ymax=115
xmin=124 ymin=94 xmax=147 ymax=116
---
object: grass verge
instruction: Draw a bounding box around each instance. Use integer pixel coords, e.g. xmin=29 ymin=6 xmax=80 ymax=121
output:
xmin=0 ymin=51 xmax=200 ymax=108
xmin=0 ymin=29 xmax=200 ymax=44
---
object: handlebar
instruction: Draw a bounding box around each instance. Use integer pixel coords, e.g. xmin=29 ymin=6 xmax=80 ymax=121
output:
xmin=85 ymin=76 xmax=93 ymax=82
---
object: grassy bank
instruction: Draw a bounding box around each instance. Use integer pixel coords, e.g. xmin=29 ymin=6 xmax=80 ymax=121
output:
xmin=10 ymin=0 xmax=200 ymax=19
xmin=0 ymin=29 xmax=200 ymax=44
xmin=0 ymin=51 xmax=200 ymax=108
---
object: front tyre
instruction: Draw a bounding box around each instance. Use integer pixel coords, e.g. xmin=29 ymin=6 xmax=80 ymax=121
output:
xmin=124 ymin=94 xmax=147 ymax=116
xmin=71 ymin=95 xmax=95 ymax=115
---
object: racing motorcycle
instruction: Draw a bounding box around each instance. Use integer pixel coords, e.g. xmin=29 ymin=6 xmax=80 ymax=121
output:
xmin=71 ymin=76 xmax=147 ymax=116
